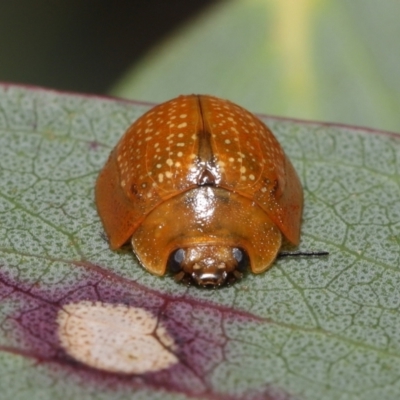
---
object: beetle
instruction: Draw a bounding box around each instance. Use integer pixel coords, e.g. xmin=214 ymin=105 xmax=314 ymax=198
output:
xmin=95 ymin=95 xmax=303 ymax=287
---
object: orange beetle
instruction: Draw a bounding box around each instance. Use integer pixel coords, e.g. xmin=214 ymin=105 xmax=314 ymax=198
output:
xmin=95 ymin=95 xmax=303 ymax=287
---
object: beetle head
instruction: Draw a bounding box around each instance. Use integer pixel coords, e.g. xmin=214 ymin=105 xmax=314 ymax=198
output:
xmin=168 ymin=245 xmax=248 ymax=287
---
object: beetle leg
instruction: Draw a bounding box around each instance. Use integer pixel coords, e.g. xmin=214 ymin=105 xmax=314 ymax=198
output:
xmin=173 ymin=271 xmax=185 ymax=282
xmin=233 ymin=270 xmax=243 ymax=280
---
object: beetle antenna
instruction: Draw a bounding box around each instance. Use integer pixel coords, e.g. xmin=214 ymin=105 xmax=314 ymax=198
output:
xmin=278 ymin=250 xmax=329 ymax=258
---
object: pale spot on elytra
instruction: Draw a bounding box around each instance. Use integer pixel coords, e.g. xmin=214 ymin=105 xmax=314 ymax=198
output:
xmin=57 ymin=301 xmax=177 ymax=374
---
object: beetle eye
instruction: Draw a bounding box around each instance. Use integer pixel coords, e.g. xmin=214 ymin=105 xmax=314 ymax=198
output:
xmin=167 ymin=249 xmax=185 ymax=273
xmin=232 ymin=248 xmax=242 ymax=262
xmin=233 ymin=248 xmax=249 ymax=273
xmin=174 ymin=249 xmax=185 ymax=263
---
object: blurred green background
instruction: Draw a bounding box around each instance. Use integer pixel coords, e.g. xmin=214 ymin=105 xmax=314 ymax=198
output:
xmin=1 ymin=0 xmax=399 ymax=132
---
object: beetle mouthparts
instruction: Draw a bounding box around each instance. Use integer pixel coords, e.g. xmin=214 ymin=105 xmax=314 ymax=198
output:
xmin=191 ymin=263 xmax=229 ymax=287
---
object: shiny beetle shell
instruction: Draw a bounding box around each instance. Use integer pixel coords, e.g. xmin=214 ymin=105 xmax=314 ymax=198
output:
xmin=95 ymin=95 xmax=303 ymax=286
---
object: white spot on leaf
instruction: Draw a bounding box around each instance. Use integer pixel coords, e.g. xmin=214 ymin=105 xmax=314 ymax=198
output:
xmin=57 ymin=301 xmax=177 ymax=374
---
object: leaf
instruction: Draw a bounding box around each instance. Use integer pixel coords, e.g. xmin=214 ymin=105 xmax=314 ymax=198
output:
xmin=111 ymin=0 xmax=400 ymax=133
xmin=1 ymin=83 xmax=400 ymax=400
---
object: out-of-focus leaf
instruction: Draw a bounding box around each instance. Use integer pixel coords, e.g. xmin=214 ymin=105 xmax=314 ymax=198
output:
xmin=111 ymin=0 xmax=400 ymax=133
xmin=1 ymin=84 xmax=400 ymax=400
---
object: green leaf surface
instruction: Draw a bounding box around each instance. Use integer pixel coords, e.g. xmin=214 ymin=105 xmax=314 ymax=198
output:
xmin=1 ymin=84 xmax=400 ymax=400
xmin=111 ymin=0 xmax=400 ymax=133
